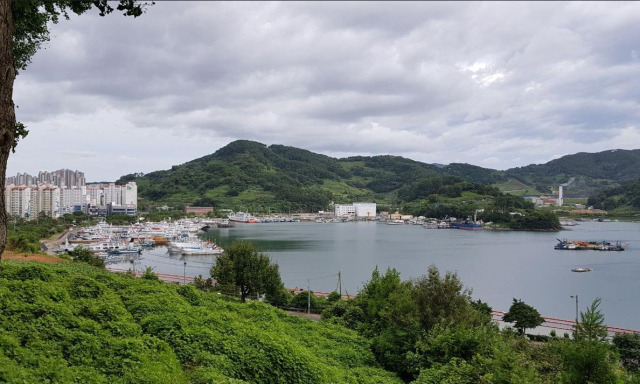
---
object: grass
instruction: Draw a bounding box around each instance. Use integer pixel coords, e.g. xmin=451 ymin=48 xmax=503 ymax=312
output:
xmin=493 ymin=178 xmax=542 ymax=196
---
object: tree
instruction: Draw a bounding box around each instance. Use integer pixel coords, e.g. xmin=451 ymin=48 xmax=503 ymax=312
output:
xmin=210 ymin=241 xmax=284 ymax=303
xmin=612 ymin=332 xmax=640 ymax=372
xmin=502 ymin=298 xmax=544 ymax=335
xmin=576 ymin=298 xmax=608 ymax=342
xmin=0 ymin=1 xmax=151 ymax=263
xmin=412 ymin=265 xmax=481 ymax=331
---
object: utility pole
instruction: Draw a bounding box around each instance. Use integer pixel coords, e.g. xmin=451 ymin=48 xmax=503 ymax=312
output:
xmin=338 ymin=271 xmax=342 ymax=297
xmin=307 ymin=278 xmax=311 ymax=315
xmin=570 ymin=294 xmax=579 ymax=335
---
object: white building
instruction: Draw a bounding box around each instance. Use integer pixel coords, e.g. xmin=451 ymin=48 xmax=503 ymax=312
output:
xmin=121 ymin=182 xmax=137 ymax=205
xmin=5 ymin=185 xmax=31 ymax=218
xmin=61 ymin=186 xmax=88 ymax=207
xmin=335 ymin=204 xmax=356 ymax=217
xmin=86 ymin=186 xmax=103 ymax=206
xmin=353 ymin=202 xmax=376 ymax=218
xmin=7 ymin=180 xmax=138 ymax=219
xmin=40 ymin=186 xmax=61 ymax=218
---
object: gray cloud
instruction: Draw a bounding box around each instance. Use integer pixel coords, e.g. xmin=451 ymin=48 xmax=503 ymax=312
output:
xmin=9 ymin=1 xmax=640 ymax=181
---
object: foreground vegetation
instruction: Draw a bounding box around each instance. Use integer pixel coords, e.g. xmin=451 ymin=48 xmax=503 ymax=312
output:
xmin=321 ymin=266 xmax=640 ymax=383
xmin=2 ymin=253 xmax=640 ymax=383
xmin=0 ymin=260 xmax=400 ymax=383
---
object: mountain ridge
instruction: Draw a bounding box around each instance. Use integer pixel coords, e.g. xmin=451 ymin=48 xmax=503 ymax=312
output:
xmin=117 ymin=140 xmax=640 ymax=209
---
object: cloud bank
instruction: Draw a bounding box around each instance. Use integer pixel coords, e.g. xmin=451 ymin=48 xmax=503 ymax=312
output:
xmin=9 ymin=1 xmax=640 ymax=181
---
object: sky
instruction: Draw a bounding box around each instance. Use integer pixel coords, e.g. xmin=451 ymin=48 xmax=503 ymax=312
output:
xmin=8 ymin=1 xmax=640 ymax=182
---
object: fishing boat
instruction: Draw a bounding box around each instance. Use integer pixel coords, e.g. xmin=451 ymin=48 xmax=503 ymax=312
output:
xmin=228 ymin=211 xmax=258 ymax=223
xmin=571 ymin=267 xmax=593 ymax=273
xmin=449 ymin=222 xmax=484 ymax=230
xmin=449 ymin=210 xmax=483 ymax=231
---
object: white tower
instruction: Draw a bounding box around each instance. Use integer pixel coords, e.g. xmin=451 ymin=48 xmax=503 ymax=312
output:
xmin=558 ymin=186 xmax=564 ymax=207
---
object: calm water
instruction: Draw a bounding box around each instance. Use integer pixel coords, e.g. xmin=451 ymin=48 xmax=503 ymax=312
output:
xmin=111 ymin=221 xmax=640 ymax=330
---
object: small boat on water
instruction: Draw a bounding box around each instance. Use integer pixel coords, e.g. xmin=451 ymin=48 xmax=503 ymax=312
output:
xmin=571 ymin=267 xmax=593 ymax=273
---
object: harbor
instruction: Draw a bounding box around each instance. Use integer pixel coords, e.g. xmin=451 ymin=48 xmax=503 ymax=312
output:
xmin=97 ymin=219 xmax=640 ymax=331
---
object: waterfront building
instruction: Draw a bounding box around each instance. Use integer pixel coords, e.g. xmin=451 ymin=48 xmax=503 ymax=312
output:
xmin=353 ymin=202 xmax=376 ymax=218
xmin=335 ymin=204 xmax=356 ymax=217
xmin=335 ymin=202 xmax=377 ymax=218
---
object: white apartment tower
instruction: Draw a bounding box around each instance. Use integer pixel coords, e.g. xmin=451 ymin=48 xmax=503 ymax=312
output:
xmin=61 ymin=186 xmax=88 ymax=207
xmin=40 ymin=186 xmax=61 ymax=218
xmin=5 ymin=185 xmax=31 ymax=218
xmin=121 ymin=182 xmax=137 ymax=205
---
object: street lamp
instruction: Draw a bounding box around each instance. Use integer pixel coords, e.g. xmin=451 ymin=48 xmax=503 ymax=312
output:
xmin=183 ymin=261 xmax=187 ymax=284
xmin=570 ymin=295 xmax=579 ymax=334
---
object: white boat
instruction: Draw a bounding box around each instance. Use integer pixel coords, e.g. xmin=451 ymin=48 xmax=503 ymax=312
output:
xmin=228 ymin=211 xmax=258 ymax=223
xmin=571 ymin=267 xmax=593 ymax=273
xmin=181 ymin=246 xmax=224 ymax=255
xmin=168 ymin=241 xmax=224 ymax=255
xmin=87 ymin=241 xmax=129 ymax=252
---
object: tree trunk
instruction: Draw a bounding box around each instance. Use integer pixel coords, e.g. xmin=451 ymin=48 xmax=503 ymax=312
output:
xmin=0 ymin=2 xmax=16 ymax=263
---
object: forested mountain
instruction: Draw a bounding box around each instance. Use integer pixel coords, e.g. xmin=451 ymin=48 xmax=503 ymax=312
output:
xmin=587 ymin=179 xmax=640 ymax=211
xmin=117 ymin=140 xmax=500 ymax=213
xmin=441 ymin=163 xmax=507 ymax=185
xmin=505 ymin=149 xmax=640 ymax=195
xmin=117 ymin=141 xmax=640 ymax=212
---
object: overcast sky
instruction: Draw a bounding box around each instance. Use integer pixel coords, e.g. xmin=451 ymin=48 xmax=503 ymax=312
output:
xmin=8 ymin=1 xmax=640 ymax=182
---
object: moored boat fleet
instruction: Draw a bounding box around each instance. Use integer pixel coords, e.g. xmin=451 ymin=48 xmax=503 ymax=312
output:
xmin=57 ymin=219 xmax=225 ymax=260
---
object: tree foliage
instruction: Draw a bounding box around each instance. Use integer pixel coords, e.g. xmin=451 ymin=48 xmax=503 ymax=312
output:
xmin=322 ymin=265 xmax=488 ymax=381
xmin=0 ymin=0 xmax=152 ymax=263
xmin=613 ymin=333 xmax=640 ymax=372
xmin=575 ymin=298 xmax=608 ymax=343
xmin=502 ymin=298 xmax=544 ymax=335
xmin=210 ymin=241 xmax=284 ymax=303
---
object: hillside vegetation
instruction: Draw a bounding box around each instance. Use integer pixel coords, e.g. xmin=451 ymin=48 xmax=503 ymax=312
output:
xmin=505 ymin=149 xmax=640 ymax=196
xmin=117 ymin=140 xmax=501 ymax=213
xmin=587 ymin=179 xmax=640 ymax=213
xmin=0 ymin=261 xmax=400 ymax=384
xmin=117 ymin=141 xmax=640 ymax=214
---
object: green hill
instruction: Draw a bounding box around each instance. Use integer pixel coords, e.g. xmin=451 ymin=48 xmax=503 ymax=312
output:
xmin=117 ymin=141 xmax=640 ymax=213
xmin=587 ymin=179 xmax=640 ymax=213
xmin=504 ymin=149 xmax=640 ymax=196
xmin=117 ymin=140 xmax=496 ymax=213
xmin=0 ymin=261 xmax=400 ymax=383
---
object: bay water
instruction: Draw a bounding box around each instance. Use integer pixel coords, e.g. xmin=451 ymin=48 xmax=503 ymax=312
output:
xmin=111 ymin=220 xmax=640 ymax=330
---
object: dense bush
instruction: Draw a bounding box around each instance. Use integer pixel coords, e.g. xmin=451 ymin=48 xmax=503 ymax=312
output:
xmin=0 ymin=261 xmax=401 ymax=384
